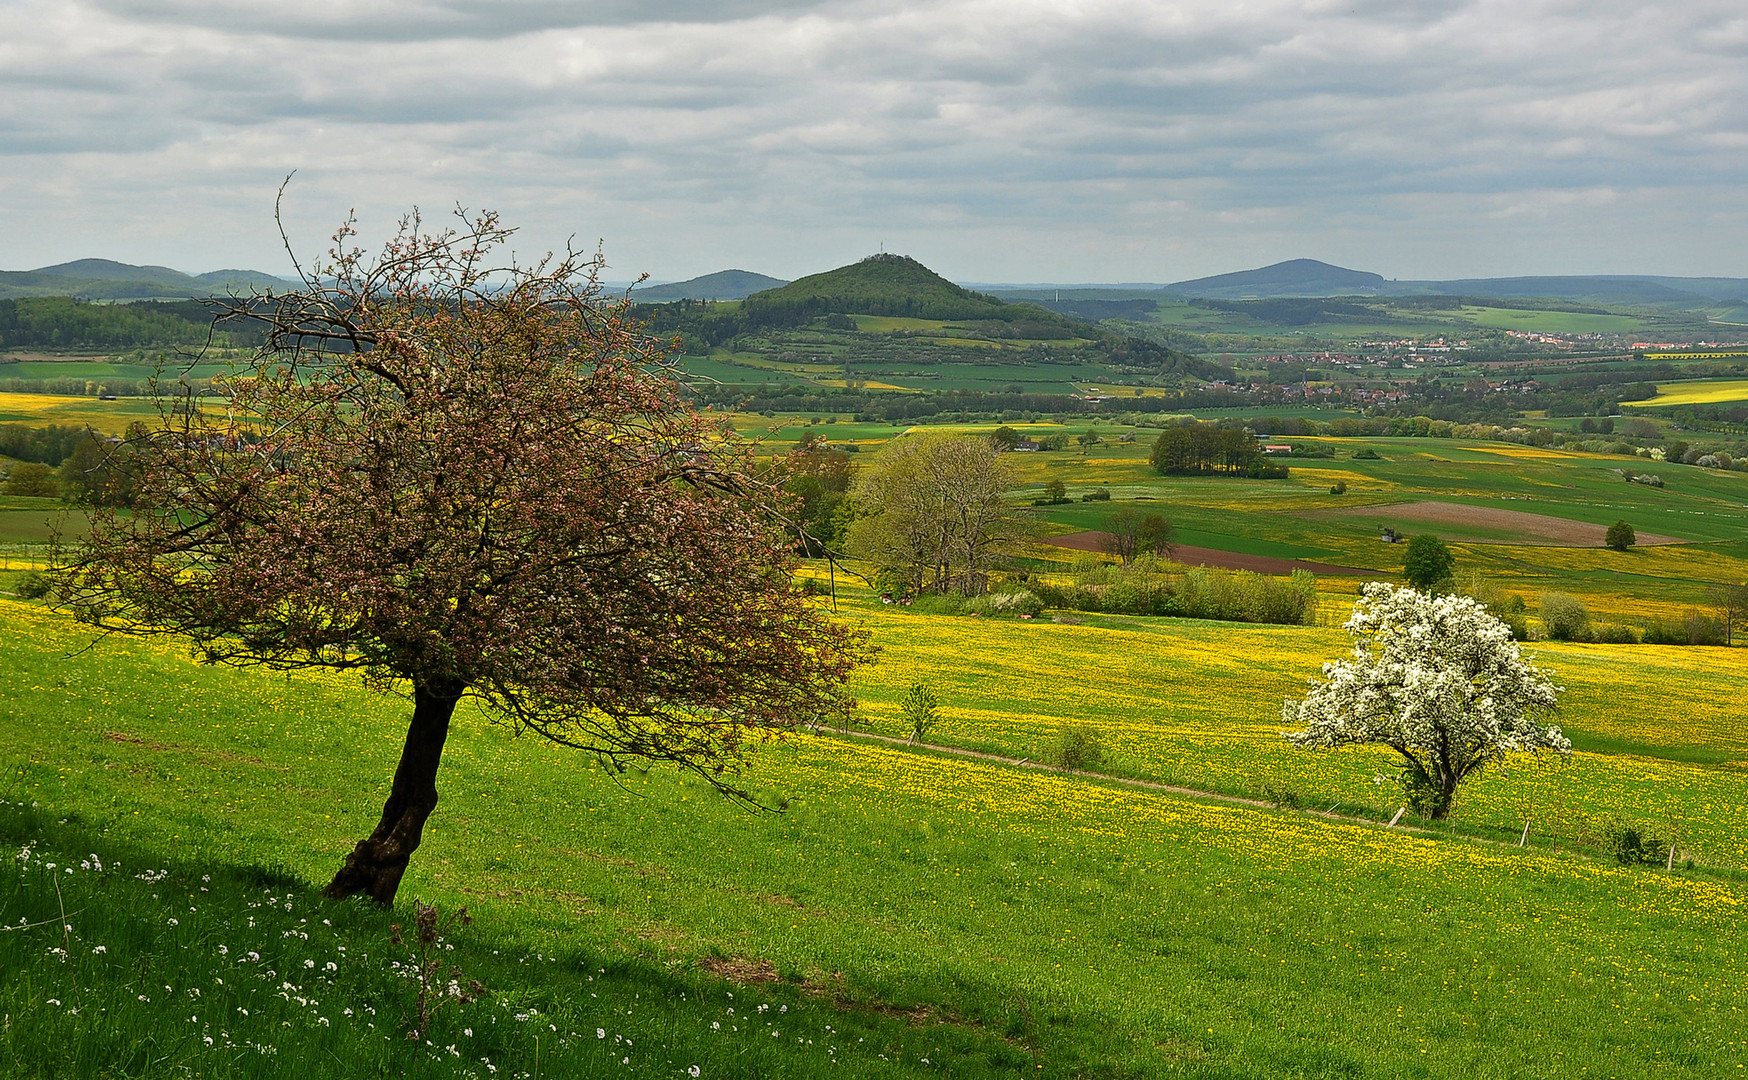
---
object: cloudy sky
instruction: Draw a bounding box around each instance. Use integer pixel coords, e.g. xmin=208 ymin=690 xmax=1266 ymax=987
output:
xmin=3 ymin=0 xmax=1746 ymax=283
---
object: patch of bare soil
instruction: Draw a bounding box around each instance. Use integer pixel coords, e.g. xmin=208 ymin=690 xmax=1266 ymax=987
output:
xmin=102 ymin=730 xmax=286 ymax=770
xmin=1043 ymin=532 xmax=1373 ymax=576
xmin=698 ymin=956 xmax=781 ymax=984
xmin=1327 ymin=501 xmax=1682 ymax=546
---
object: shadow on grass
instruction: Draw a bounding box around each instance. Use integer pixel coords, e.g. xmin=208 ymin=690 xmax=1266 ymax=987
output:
xmin=0 ymin=799 xmax=1040 ymax=1080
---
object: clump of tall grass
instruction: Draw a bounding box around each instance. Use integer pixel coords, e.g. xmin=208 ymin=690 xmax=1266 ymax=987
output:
xmin=1046 ymin=725 xmax=1108 ymax=772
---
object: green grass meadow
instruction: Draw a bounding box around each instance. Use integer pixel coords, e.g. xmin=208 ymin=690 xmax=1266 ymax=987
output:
xmin=4 ymin=577 xmax=1748 ymax=1078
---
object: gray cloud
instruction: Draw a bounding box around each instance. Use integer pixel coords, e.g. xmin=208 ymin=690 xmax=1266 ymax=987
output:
xmin=0 ymin=0 xmax=1744 ymax=280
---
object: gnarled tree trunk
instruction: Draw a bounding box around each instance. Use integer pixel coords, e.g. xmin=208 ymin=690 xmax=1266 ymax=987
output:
xmin=324 ymin=677 xmax=465 ymax=905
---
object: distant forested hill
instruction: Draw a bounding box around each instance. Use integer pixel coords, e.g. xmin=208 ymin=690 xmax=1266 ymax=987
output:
xmin=0 ymin=260 xmax=297 ymax=301
xmin=739 ymin=254 xmax=1022 ymax=326
xmin=632 ymin=270 xmax=787 ymax=302
xmin=1165 ymin=259 xmax=1386 ymax=299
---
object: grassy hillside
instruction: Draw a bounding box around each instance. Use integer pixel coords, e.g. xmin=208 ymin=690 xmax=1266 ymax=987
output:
xmin=3 ymin=590 xmax=1747 ymax=1078
xmin=633 ymin=269 xmax=789 ymax=302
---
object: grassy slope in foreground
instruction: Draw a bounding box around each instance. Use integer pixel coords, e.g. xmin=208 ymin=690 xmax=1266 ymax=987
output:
xmin=3 ymin=597 xmax=1747 ymax=1078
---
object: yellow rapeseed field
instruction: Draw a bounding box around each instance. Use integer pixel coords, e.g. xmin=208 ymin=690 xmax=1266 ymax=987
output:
xmin=1623 ymin=379 xmax=1748 ymax=407
xmin=0 ymin=392 xmax=93 ymax=414
xmin=838 ymin=594 xmax=1748 ymax=867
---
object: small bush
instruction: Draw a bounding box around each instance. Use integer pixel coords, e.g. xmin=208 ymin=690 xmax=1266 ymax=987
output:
xmin=899 ymin=682 xmax=943 ymax=744
xmin=1538 ymin=591 xmax=1592 ymax=641
xmin=1642 ymin=620 xmax=1686 ymax=645
xmin=1260 ymin=784 xmax=1303 ymax=811
xmin=1592 ymin=623 xmax=1641 ymax=644
xmin=1684 ymin=611 xmax=1727 ymax=646
xmin=1329 ymin=480 xmax=1347 ymax=495
xmin=1351 ymin=447 xmax=1381 ymax=460
xmin=1241 ymin=459 xmax=1290 ymax=479
xmin=2 ymin=461 xmax=58 ymax=497
xmin=963 ymin=589 xmax=1044 ymax=619
xmin=1047 ymin=725 xmax=1107 ymax=771
xmin=1602 ymin=820 xmax=1673 ymax=866
xmin=900 ymin=593 xmax=965 ymax=615
xmin=1643 ymin=610 xmax=1728 ymax=646
xmin=14 ymin=571 xmax=53 ymax=600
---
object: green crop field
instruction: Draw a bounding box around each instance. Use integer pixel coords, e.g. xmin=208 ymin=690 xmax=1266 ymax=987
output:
xmin=1446 ymin=306 xmax=1654 ymax=335
xmin=0 ymin=359 xmax=235 ymax=383
xmin=678 ymin=355 xmax=816 ymax=386
xmin=5 ymin=578 xmax=1748 ymax=1078
xmin=0 ymin=498 xmax=87 ymax=545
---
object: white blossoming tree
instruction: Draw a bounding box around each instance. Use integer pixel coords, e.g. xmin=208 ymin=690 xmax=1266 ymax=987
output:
xmin=1283 ymin=582 xmax=1568 ymax=820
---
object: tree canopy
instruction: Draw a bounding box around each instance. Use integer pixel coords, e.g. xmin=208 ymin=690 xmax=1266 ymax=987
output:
xmin=1402 ymin=534 xmax=1455 ymax=590
xmin=846 ymin=432 xmax=1021 ymax=597
xmin=1149 ymin=423 xmax=1285 ymax=477
xmin=1283 ymin=583 xmax=1567 ymax=820
xmin=57 ymin=209 xmax=870 ymax=904
xmin=1101 ymin=505 xmax=1175 ymax=564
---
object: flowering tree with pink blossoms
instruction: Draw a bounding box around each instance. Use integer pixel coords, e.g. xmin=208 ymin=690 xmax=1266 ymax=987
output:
xmin=57 ymin=210 xmax=870 ymax=905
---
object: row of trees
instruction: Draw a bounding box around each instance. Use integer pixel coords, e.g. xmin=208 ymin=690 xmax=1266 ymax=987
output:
xmin=0 ymin=426 xmax=146 ymax=506
xmin=0 ymin=297 xmax=259 ymax=349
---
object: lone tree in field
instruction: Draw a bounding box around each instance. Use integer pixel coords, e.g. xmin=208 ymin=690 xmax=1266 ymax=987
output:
xmin=1283 ymin=582 xmax=1567 ymax=820
xmin=846 ymin=431 xmax=1021 ymax=596
xmin=56 ymin=209 xmax=870 ymax=905
xmin=1708 ymin=582 xmax=1748 ymax=646
xmin=1100 ymin=505 xmax=1176 ymax=564
xmin=1605 ymin=519 xmax=1636 ymax=552
xmin=1401 ymin=534 xmax=1454 ymax=591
